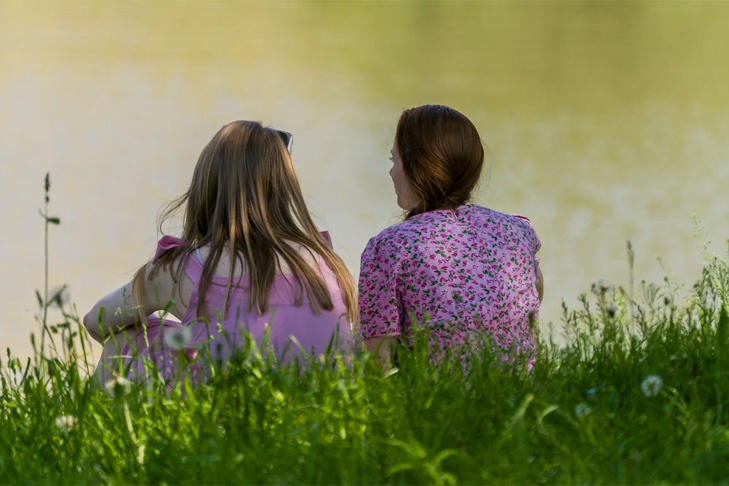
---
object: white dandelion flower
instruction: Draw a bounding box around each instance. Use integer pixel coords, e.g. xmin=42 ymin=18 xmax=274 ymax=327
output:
xmin=574 ymin=403 xmax=592 ymax=418
xmin=105 ymin=375 xmax=132 ymax=397
xmin=55 ymin=415 xmax=76 ymax=432
xmin=641 ymin=375 xmax=663 ymax=397
xmin=164 ymin=325 xmax=192 ymax=350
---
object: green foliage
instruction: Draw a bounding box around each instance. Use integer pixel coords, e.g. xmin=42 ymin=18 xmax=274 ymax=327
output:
xmin=3 ymin=253 xmax=729 ymax=484
xmin=4 ymin=174 xmax=729 ymax=483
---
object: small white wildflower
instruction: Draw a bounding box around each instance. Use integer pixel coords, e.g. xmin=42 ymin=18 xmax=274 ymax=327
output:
xmin=55 ymin=415 xmax=76 ymax=432
xmin=105 ymin=374 xmax=132 ymax=397
xmin=164 ymin=325 xmax=192 ymax=350
xmin=574 ymin=403 xmax=592 ymax=418
xmin=641 ymin=375 xmax=663 ymax=397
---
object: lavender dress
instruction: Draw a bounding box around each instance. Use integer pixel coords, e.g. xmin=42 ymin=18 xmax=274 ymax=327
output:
xmin=120 ymin=233 xmax=352 ymax=381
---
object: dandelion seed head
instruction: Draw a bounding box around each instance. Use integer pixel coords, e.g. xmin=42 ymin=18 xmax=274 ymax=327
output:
xmin=641 ymin=375 xmax=663 ymax=397
xmin=574 ymin=403 xmax=592 ymax=418
xmin=164 ymin=325 xmax=192 ymax=350
xmin=105 ymin=375 xmax=132 ymax=397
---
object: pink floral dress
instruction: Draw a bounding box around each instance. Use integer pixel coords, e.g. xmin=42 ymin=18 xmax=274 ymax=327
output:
xmin=358 ymin=205 xmax=541 ymax=362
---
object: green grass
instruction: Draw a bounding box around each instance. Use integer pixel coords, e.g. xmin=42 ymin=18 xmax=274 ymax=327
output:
xmin=3 ymin=175 xmax=729 ymax=484
xmin=3 ymin=251 xmax=729 ymax=484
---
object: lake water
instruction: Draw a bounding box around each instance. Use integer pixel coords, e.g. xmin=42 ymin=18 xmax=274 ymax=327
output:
xmin=2 ymin=1 xmax=728 ymax=362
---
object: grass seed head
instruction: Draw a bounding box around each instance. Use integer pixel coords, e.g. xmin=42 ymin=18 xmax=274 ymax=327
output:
xmin=591 ymin=280 xmax=610 ymax=296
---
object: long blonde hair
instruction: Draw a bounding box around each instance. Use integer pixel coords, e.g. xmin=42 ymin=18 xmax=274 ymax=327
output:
xmin=133 ymin=121 xmax=358 ymax=325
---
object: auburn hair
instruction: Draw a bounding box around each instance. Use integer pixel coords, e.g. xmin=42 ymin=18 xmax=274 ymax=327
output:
xmin=395 ymin=104 xmax=484 ymax=219
xmin=132 ymin=121 xmax=358 ymax=326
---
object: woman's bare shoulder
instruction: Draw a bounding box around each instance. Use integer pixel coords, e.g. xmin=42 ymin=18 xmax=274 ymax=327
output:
xmin=197 ymin=242 xmax=320 ymax=277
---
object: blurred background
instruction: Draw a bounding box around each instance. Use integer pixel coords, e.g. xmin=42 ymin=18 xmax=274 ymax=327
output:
xmin=1 ymin=1 xmax=728 ymax=363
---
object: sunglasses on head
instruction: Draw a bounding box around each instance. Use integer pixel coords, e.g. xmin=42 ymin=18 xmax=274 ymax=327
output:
xmin=274 ymin=129 xmax=294 ymax=154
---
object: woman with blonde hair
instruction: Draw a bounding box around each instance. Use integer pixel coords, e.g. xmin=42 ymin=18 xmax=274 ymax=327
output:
xmin=84 ymin=121 xmax=357 ymax=383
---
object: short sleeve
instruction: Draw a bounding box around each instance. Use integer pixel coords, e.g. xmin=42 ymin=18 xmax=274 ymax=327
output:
xmin=513 ymin=215 xmax=542 ymax=284
xmin=358 ymin=235 xmax=403 ymax=339
xmin=152 ymin=235 xmax=187 ymax=263
xmin=513 ymin=215 xmax=541 ymax=255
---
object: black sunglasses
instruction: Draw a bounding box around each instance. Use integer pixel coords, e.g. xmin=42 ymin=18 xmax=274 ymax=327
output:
xmin=274 ymin=129 xmax=294 ymax=154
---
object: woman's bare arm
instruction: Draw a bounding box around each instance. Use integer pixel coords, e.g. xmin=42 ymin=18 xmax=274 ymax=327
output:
xmin=83 ymin=264 xmax=177 ymax=343
xmin=536 ymin=266 xmax=544 ymax=303
xmin=363 ymin=336 xmax=399 ymax=369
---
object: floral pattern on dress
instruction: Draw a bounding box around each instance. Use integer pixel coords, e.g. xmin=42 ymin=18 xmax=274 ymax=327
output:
xmin=358 ymin=205 xmax=541 ymax=362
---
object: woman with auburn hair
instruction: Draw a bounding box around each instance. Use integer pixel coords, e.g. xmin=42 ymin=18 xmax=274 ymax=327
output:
xmin=359 ymin=104 xmax=543 ymax=366
xmin=84 ymin=121 xmax=357 ymax=383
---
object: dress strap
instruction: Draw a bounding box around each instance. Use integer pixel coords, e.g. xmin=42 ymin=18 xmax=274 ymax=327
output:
xmin=182 ymin=248 xmax=204 ymax=283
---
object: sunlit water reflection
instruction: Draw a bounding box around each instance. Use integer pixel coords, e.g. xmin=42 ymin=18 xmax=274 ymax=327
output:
xmin=2 ymin=1 xmax=728 ymax=361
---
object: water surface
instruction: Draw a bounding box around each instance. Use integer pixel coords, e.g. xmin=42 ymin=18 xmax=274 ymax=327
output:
xmin=2 ymin=1 xmax=728 ymax=361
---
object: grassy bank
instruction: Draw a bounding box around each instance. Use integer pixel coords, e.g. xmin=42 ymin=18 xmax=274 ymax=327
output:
xmin=2 ymin=248 xmax=729 ymax=484
xmin=3 ymin=176 xmax=728 ymax=484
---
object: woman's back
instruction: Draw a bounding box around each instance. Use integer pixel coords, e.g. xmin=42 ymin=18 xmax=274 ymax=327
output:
xmin=116 ymin=234 xmax=352 ymax=382
xmin=176 ymin=234 xmax=353 ymax=362
xmin=359 ymin=205 xmax=540 ymax=357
